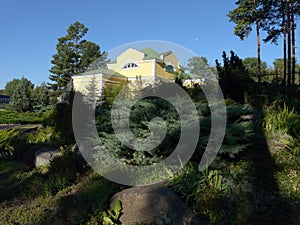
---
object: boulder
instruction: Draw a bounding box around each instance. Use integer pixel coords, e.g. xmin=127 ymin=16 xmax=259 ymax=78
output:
xmin=34 ymin=147 xmax=61 ymax=167
xmin=111 ymin=182 xmax=202 ymax=225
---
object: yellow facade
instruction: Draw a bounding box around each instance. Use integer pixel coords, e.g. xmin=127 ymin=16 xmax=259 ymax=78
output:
xmin=109 ymin=60 xmax=154 ymax=78
xmin=155 ymin=62 xmax=175 ymax=80
xmin=107 ymin=48 xmax=178 ymax=81
xmin=72 ymin=48 xmax=179 ymax=96
xmin=163 ymin=53 xmax=179 ymax=68
xmin=72 ymin=73 xmax=127 ymax=96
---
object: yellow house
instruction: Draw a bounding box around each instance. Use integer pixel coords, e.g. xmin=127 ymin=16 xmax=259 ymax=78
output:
xmin=107 ymin=47 xmax=179 ymax=83
xmin=72 ymin=47 xmax=180 ymax=95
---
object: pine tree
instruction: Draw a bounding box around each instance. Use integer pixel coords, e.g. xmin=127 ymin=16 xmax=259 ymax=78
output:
xmin=49 ymin=21 xmax=103 ymax=95
xmin=262 ymin=0 xmax=299 ymax=86
xmin=228 ymin=0 xmax=267 ymax=82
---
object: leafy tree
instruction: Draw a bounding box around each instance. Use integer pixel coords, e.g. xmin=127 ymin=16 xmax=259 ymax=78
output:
xmin=228 ymin=0 xmax=267 ymax=81
xmin=243 ymin=57 xmax=268 ymax=76
xmin=31 ymin=82 xmax=49 ymax=106
xmin=4 ymin=79 xmax=23 ymax=96
xmin=10 ymin=77 xmax=34 ymax=112
xmin=273 ymin=58 xmax=285 ymax=75
xmin=186 ymin=56 xmax=208 ymax=76
xmin=49 ymin=21 xmax=106 ymax=96
xmin=273 ymin=58 xmax=300 ymax=76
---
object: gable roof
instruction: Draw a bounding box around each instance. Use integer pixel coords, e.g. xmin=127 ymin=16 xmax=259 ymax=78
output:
xmin=140 ymin=48 xmax=161 ymax=60
xmin=139 ymin=48 xmax=173 ymax=61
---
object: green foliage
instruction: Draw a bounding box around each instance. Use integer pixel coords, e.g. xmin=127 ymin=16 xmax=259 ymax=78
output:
xmin=263 ymin=102 xmax=300 ymax=156
xmin=49 ymin=21 xmax=105 ymax=95
xmin=103 ymin=83 xmax=126 ymax=105
xmin=27 ymin=126 xmax=56 ymax=145
xmin=0 ymin=110 xmax=43 ymax=124
xmin=101 ymin=200 xmax=122 ymax=225
xmin=168 ymin=162 xmax=231 ymax=224
xmin=243 ymin=57 xmax=268 ymax=76
xmin=10 ymin=77 xmax=34 ymax=112
xmin=186 ymin=56 xmax=209 ymax=77
xmin=31 ymin=82 xmax=49 ymax=106
xmin=263 ymin=103 xmax=300 ymax=135
xmin=0 ymin=129 xmax=20 ymax=159
xmin=227 ymin=0 xmax=266 ymax=40
xmin=49 ymin=150 xmax=87 ymax=178
xmin=41 ymin=109 xmax=55 ymax=127
xmin=0 ymin=160 xmax=116 ymax=225
xmin=198 ymin=102 xmax=254 ymax=159
xmin=15 ymin=150 xmax=88 ymax=196
xmin=4 ymin=78 xmax=22 ymax=96
xmin=216 ymin=51 xmax=252 ymax=103
xmin=44 ymin=173 xmax=70 ymax=195
xmin=94 ymin=96 xmax=183 ymax=166
xmin=54 ymin=102 xmax=74 ymax=145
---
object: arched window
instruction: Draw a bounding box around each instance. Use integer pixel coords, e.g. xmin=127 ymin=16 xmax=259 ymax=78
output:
xmin=122 ymin=62 xmax=138 ymax=69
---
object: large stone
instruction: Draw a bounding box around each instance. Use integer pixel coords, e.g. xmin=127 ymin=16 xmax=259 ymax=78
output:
xmin=34 ymin=147 xmax=61 ymax=167
xmin=111 ymin=183 xmax=202 ymax=225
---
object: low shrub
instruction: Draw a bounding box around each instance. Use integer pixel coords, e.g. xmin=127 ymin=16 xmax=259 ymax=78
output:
xmin=0 ymin=110 xmax=43 ymax=124
xmin=0 ymin=128 xmax=20 ymax=159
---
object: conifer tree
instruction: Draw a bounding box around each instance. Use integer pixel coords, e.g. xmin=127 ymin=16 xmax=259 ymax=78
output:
xmin=49 ymin=21 xmax=105 ymax=95
xmin=228 ymin=0 xmax=267 ymax=82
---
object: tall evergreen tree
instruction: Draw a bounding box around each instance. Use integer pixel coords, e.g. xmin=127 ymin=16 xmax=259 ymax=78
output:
xmin=216 ymin=51 xmax=252 ymax=103
xmin=262 ymin=0 xmax=299 ymax=86
xmin=228 ymin=0 xmax=267 ymax=82
xmin=49 ymin=21 xmax=105 ymax=95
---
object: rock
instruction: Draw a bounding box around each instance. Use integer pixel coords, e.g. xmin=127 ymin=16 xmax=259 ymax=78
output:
xmin=34 ymin=147 xmax=61 ymax=167
xmin=111 ymin=182 xmax=202 ymax=225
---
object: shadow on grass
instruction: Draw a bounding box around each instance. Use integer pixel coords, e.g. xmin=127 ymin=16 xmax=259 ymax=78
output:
xmin=46 ymin=174 xmax=122 ymax=225
xmin=246 ymin=105 xmax=299 ymax=225
xmin=0 ymin=160 xmax=47 ymax=204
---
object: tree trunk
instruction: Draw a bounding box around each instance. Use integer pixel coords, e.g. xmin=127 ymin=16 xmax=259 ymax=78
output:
xmin=291 ymin=4 xmax=296 ymax=86
xmin=254 ymin=0 xmax=261 ymax=82
xmin=287 ymin=0 xmax=292 ymax=86
xmin=256 ymin=19 xmax=262 ymax=82
xmin=283 ymin=0 xmax=287 ymax=86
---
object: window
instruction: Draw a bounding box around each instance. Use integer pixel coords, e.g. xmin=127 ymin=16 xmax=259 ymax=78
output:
xmin=165 ymin=65 xmax=174 ymax=72
xmin=122 ymin=62 xmax=138 ymax=69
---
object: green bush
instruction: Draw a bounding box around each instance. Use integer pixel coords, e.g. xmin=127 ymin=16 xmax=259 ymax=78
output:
xmin=263 ymin=102 xmax=300 ymax=136
xmin=27 ymin=127 xmax=57 ymax=145
xmin=0 ymin=110 xmax=43 ymax=124
xmin=40 ymin=150 xmax=88 ymax=196
xmin=0 ymin=128 xmax=20 ymax=159
xmin=44 ymin=173 xmax=70 ymax=195
xmin=263 ymin=102 xmax=300 ymax=157
xmin=41 ymin=109 xmax=55 ymax=127
xmin=168 ymin=163 xmax=232 ymax=224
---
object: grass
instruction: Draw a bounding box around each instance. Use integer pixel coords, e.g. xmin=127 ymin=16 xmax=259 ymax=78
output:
xmin=0 ymin=160 xmax=119 ymax=225
xmin=166 ymin=101 xmax=300 ymax=225
xmin=0 ymin=94 xmax=299 ymax=224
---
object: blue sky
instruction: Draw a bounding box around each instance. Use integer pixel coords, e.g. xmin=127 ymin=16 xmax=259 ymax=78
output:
xmin=0 ymin=0 xmax=291 ymax=89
